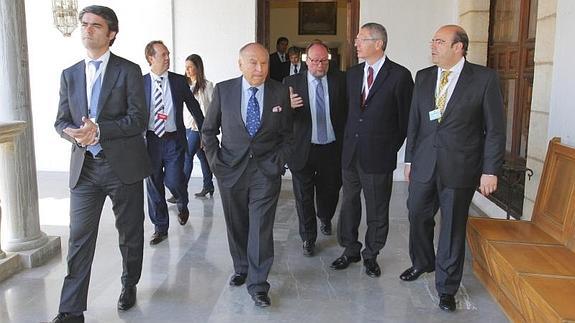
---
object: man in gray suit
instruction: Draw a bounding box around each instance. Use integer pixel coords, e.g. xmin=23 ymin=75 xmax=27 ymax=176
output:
xmin=401 ymin=25 xmax=505 ymax=312
xmin=53 ymin=5 xmax=151 ymax=322
xmin=202 ymin=43 xmax=293 ymax=307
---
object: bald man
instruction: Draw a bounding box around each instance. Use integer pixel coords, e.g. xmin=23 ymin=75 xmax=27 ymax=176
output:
xmin=402 ymin=25 xmax=505 ymax=312
xmin=202 ymin=43 xmax=293 ymax=307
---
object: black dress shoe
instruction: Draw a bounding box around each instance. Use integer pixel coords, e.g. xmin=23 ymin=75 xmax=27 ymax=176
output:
xmin=51 ymin=313 xmax=84 ymax=323
xmin=330 ymin=255 xmax=361 ymax=270
xmin=251 ymin=292 xmax=271 ymax=307
xmin=177 ymin=209 xmax=190 ymax=225
xmin=150 ymin=231 xmax=168 ymax=245
xmin=399 ymin=266 xmax=433 ymax=281
xmin=229 ymin=273 xmax=247 ymax=286
xmin=195 ymin=187 xmax=214 ymax=198
xmin=363 ymin=258 xmax=381 ymax=277
xmin=302 ymin=240 xmax=315 ymax=256
xmin=439 ymin=293 xmax=456 ymax=312
xmin=320 ymin=221 xmax=332 ymax=235
xmin=167 ymin=196 xmax=177 ymax=204
xmin=117 ymin=286 xmax=137 ymax=311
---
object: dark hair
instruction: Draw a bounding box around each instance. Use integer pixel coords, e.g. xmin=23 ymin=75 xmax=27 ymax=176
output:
xmin=451 ymin=26 xmax=469 ymax=57
xmin=287 ymin=46 xmax=301 ymax=56
xmin=276 ymin=37 xmax=289 ymax=45
xmin=79 ymin=5 xmax=119 ymax=46
xmin=361 ymin=22 xmax=388 ymax=51
xmin=185 ymin=54 xmax=207 ymax=95
xmin=144 ymin=40 xmax=165 ymax=65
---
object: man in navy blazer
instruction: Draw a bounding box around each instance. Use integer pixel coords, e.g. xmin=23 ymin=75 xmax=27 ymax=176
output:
xmin=331 ymin=23 xmax=414 ymax=278
xmin=202 ymin=43 xmax=293 ymax=307
xmin=143 ymin=40 xmax=204 ymax=245
xmin=53 ymin=5 xmax=152 ymax=322
xmin=401 ymin=25 xmax=505 ymax=312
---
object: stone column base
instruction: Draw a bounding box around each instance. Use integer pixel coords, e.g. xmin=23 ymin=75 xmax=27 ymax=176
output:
xmin=17 ymin=236 xmax=61 ymax=268
xmin=0 ymin=254 xmax=22 ymax=283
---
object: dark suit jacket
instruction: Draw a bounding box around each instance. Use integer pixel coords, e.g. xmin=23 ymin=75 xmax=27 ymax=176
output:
xmin=281 ymin=62 xmax=307 ymax=81
xmin=143 ymin=72 xmax=204 ymax=151
xmin=283 ymin=70 xmax=347 ymax=171
xmin=405 ymin=61 xmax=506 ymax=188
xmin=342 ymin=58 xmax=414 ymax=173
xmin=269 ymin=52 xmax=289 ymax=82
xmin=55 ymin=53 xmax=152 ymax=188
xmin=202 ymin=77 xmax=293 ymax=188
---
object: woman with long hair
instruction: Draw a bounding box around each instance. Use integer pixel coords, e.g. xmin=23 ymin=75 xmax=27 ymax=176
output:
xmin=169 ymin=54 xmax=214 ymax=200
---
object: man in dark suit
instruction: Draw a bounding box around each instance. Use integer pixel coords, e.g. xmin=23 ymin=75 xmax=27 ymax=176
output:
xmin=53 ymin=5 xmax=152 ymax=322
xmin=331 ymin=23 xmax=414 ymax=278
xmin=284 ymin=42 xmax=347 ymax=256
xmin=269 ymin=36 xmax=289 ymax=81
xmin=400 ymin=25 xmax=505 ymax=312
xmin=202 ymin=43 xmax=293 ymax=307
xmin=143 ymin=40 xmax=204 ymax=245
xmin=281 ymin=46 xmax=307 ymax=79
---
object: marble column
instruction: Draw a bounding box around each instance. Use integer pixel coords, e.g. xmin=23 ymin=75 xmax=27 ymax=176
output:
xmin=0 ymin=0 xmax=60 ymax=267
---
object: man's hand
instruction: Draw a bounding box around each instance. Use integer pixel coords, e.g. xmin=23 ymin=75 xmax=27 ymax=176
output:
xmin=63 ymin=116 xmax=99 ymax=146
xmin=289 ymin=86 xmax=303 ymax=109
xmin=479 ymin=174 xmax=498 ymax=196
xmin=404 ymin=164 xmax=411 ymax=183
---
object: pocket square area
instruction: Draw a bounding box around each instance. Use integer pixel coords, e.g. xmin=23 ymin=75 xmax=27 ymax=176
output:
xmin=272 ymin=106 xmax=282 ymax=112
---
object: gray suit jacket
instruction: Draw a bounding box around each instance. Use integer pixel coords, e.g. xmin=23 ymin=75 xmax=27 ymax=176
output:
xmin=202 ymin=76 xmax=293 ymax=188
xmin=405 ymin=61 xmax=506 ymax=188
xmin=55 ymin=53 xmax=152 ymax=188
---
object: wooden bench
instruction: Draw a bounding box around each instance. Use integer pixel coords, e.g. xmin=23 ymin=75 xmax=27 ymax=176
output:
xmin=467 ymin=138 xmax=575 ymax=322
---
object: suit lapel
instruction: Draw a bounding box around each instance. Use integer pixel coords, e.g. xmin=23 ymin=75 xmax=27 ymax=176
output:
xmin=441 ymin=61 xmax=473 ymax=121
xmin=327 ymin=72 xmax=337 ymax=121
xmin=365 ymin=58 xmax=391 ymax=103
xmin=72 ymin=62 xmax=88 ymax=116
xmin=260 ymin=80 xmax=274 ymax=131
xmin=144 ymin=74 xmax=151 ymax=110
xmin=232 ymin=77 xmax=245 ymax=129
xmin=299 ymin=73 xmax=311 ymax=122
xmin=97 ymin=53 xmax=120 ymax=119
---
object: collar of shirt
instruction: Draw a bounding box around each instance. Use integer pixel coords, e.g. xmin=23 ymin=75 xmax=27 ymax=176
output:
xmin=150 ymin=70 xmax=169 ymax=87
xmin=435 ymin=57 xmax=466 ymax=105
xmin=364 ymin=54 xmax=386 ymax=80
xmin=437 ymin=56 xmax=465 ymax=80
xmin=85 ymin=50 xmax=111 ymax=105
xmin=241 ymin=77 xmax=265 ymax=121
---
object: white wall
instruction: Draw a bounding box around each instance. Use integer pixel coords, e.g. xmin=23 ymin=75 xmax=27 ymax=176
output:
xmin=548 ymin=0 xmax=575 ymax=146
xmin=360 ymin=0 xmax=458 ymax=179
xmin=25 ymin=0 xmax=256 ymax=172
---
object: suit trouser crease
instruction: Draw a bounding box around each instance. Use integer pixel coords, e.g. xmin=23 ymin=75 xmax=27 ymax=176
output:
xmin=219 ymin=161 xmax=280 ymax=295
xmin=338 ymin=155 xmax=392 ymax=259
xmin=146 ymin=134 xmax=188 ymax=232
xmin=408 ymin=172 xmax=474 ymax=295
xmin=59 ymin=157 xmax=144 ymax=313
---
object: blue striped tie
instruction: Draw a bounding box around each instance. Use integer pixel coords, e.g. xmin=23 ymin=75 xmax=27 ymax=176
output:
xmin=87 ymin=60 xmax=102 ymax=155
xmin=316 ymin=78 xmax=328 ymax=144
xmin=153 ymin=77 xmax=166 ymax=137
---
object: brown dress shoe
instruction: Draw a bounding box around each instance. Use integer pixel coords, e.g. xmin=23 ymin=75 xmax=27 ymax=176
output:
xmin=177 ymin=209 xmax=189 ymax=225
xmin=150 ymin=231 xmax=168 ymax=245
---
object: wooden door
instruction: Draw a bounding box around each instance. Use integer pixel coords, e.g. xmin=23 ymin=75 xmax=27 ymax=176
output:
xmin=487 ymin=0 xmax=538 ymax=218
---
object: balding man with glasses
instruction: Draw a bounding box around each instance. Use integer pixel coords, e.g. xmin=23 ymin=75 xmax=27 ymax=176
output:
xmin=331 ymin=23 xmax=413 ymax=279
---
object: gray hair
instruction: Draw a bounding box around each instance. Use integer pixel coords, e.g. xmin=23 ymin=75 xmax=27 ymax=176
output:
xmin=361 ymin=22 xmax=388 ymax=51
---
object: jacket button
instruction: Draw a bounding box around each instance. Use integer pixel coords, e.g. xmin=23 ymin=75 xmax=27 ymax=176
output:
xmin=359 ymin=118 xmax=363 ymax=122
xmin=355 ymin=134 xmax=359 ymax=138
xmin=249 ymin=154 xmax=253 ymax=159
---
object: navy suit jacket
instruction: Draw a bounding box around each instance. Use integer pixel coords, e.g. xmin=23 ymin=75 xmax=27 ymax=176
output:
xmin=143 ymin=72 xmax=204 ymax=150
xmin=202 ymin=77 xmax=293 ymax=187
xmin=342 ymin=58 xmax=414 ymax=174
xmin=55 ymin=53 xmax=152 ymax=188
xmin=405 ymin=61 xmax=506 ymax=188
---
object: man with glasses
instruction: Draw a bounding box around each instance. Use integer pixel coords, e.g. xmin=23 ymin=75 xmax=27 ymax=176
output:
xmin=401 ymin=25 xmax=505 ymax=312
xmin=284 ymin=41 xmax=347 ymax=256
xmin=331 ymin=23 xmax=414 ymax=278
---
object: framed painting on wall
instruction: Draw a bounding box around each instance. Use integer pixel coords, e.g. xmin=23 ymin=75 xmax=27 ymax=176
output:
xmin=298 ymin=1 xmax=337 ymax=35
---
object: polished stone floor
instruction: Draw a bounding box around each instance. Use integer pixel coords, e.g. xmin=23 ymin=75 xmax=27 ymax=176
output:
xmin=0 ymin=171 xmax=508 ymax=323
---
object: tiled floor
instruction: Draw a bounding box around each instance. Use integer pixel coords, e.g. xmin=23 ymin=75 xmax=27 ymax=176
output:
xmin=0 ymin=171 xmax=508 ymax=322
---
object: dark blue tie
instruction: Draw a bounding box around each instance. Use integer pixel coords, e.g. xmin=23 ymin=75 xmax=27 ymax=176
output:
xmin=315 ymin=78 xmax=328 ymax=144
xmin=246 ymin=87 xmax=261 ymax=137
xmin=87 ymin=60 xmax=102 ymax=155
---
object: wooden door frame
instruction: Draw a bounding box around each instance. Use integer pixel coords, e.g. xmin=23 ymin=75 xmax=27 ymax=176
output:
xmin=257 ymin=0 xmax=359 ymax=68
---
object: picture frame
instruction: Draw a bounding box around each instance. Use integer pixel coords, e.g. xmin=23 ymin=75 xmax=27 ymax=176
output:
xmin=298 ymin=1 xmax=337 ymax=35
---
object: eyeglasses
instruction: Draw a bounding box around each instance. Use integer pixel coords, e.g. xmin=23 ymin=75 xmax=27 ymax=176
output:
xmin=354 ymin=38 xmax=378 ymax=44
xmin=307 ymin=58 xmax=329 ymax=65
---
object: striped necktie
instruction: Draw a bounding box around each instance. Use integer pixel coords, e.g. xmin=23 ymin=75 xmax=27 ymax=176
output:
xmin=87 ymin=60 xmax=103 ymax=155
xmin=153 ymin=77 xmax=166 ymax=137
xmin=436 ymin=70 xmax=451 ymax=122
xmin=315 ymin=78 xmax=328 ymax=144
